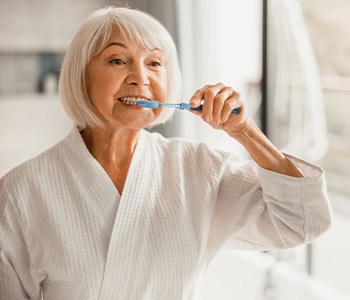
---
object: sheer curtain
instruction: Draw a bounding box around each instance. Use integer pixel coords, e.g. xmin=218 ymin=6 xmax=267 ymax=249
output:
xmin=268 ymin=0 xmax=328 ymax=161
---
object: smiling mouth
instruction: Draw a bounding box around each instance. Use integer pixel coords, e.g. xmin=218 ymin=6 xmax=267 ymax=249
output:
xmin=118 ymin=97 xmax=149 ymax=106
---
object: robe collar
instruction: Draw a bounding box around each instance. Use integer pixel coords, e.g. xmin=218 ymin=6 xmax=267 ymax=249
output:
xmin=64 ymin=126 xmax=156 ymax=299
xmin=64 ymin=125 xmax=146 ymax=198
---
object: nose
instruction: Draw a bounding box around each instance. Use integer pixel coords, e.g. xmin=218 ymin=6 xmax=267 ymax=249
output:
xmin=126 ymin=63 xmax=150 ymax=87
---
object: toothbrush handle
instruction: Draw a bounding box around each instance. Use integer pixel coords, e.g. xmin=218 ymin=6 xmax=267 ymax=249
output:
xmin=189 ymin=105 xmax=241 ymax=115
xmin=161 ymin=103 xmax=182 ymax=109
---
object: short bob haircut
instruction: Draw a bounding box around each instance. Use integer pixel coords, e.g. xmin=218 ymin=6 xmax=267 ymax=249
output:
xmin=59 ymin=6 xmax=182 ymax=128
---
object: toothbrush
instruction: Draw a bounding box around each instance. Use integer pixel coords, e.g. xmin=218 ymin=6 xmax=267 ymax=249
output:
xmin=136 ymin=100 xmax=241 ymax=114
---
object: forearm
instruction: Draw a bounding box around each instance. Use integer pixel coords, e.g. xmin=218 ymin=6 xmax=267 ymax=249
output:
xmin=227 ymin=118 xmax=304 ymax=178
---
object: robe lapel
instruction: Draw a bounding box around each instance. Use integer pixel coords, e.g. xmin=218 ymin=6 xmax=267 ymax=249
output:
xmin=67 ymin=126 xmax=121 ymax=212
xmin=98 ymin=130 xmax=153 ymax=299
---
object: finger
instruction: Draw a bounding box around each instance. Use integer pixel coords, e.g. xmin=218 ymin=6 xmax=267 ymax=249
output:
xmin=220 ymin=90 xmax=241 ymax=122
xmin=202 ymin=83 xmax=225 ymax=123
xmin=212 ymin=86 xmax=236 ymax=126
xmin=190 ymin=85 xmax=210 ymax=107
xmin=221 ymin=96 xmax=243 ymax=123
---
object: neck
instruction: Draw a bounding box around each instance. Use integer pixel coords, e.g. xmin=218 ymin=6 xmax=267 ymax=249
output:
xmin=80 ymin=125 xmax=141 ymax=165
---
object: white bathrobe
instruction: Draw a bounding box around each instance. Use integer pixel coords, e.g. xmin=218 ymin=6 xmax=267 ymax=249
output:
xmin=0 ymin=126 xmax=332 ymax=300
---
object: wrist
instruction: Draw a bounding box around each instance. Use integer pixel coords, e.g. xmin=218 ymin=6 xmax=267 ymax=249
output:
xmin=226 ymin=117 xmax=254 ymax=141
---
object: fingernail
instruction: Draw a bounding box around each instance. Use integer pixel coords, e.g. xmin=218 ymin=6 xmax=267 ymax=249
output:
xmin=190 ymin=98 xmax=200 ymax=106
xmin=204 ymin=115 xmax=211 ymax=123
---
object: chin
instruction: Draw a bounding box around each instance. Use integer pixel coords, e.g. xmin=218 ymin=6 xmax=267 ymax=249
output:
xmin=114 ymin=115 xmax=158 ymax=130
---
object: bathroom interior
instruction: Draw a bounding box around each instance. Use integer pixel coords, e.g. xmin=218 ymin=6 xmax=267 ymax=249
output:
xmin=1 ymin=0 xmax=350 ymax=299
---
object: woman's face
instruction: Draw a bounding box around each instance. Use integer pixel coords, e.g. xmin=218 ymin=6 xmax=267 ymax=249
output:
xmin=85 ymin=29 xmax=168 ymax=129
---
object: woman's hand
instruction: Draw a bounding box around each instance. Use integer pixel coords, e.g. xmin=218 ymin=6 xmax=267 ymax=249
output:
xmin=189 ymin=82 xmax=248 ymax=136
xmin=190 ymin=83 xmax=304 ymax=177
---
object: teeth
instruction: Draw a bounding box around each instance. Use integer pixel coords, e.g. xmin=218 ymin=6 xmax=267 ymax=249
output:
xmin=119 ymin=97 xmax=148 ymax=105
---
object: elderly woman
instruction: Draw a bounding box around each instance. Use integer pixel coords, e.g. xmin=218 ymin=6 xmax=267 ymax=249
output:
xmin=0 ymin=6 xmax=331 ymax=300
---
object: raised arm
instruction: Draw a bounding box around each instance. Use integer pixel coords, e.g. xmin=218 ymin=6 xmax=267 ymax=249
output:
xmin=189 ymin=82 xmax=303 ymax=177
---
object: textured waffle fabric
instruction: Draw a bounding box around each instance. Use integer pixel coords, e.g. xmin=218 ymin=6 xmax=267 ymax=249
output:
xmin=0 ymin=126 xmax=332 ymax=299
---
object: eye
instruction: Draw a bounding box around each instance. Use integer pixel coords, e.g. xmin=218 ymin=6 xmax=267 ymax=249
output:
xmin=110 ymin=58 xmax=125 ymax=65
xmin=149 ymin=61 xmax=162 ymax=67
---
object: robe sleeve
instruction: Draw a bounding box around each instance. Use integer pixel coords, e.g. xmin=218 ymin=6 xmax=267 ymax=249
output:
xmin=206 ymin=153 xmax=333 ymax=254
xmin=0 ymin=177 xmax=42 ymax=300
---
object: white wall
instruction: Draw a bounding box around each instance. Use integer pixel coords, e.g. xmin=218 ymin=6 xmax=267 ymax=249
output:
xmin=0 ymin=0 xmax=108 ymax=52
xmin=0 ymin=95 xmax=72 ymax=176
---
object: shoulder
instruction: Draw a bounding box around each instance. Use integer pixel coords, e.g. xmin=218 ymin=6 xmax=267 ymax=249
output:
xmin=1 ymin=136 xmax=68 ymax=197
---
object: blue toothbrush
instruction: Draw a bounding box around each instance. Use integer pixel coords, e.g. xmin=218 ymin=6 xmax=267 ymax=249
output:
xmin=136 ymin=100 xmax=241 ymax=114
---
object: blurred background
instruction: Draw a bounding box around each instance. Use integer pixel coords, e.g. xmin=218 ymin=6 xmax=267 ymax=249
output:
xmin=1 ymin=0 xmax=349 ymax=299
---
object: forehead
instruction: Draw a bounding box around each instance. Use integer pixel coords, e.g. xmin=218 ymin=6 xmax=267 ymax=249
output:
xmin=100 ymin=25 xmax=164 ymax=54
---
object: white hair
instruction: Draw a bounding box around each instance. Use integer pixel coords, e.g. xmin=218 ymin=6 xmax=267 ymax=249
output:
xmin=58 ymin=6 xmax=182 ymax=128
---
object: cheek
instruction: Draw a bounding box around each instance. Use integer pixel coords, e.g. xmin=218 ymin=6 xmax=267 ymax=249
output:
xmin=155 ymin=73 xmax=168 ymax=100
xmin=88 ymin=74 xmax=115 ymax=104
xmin=86 ymin=72 xmax=100 ymax=104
